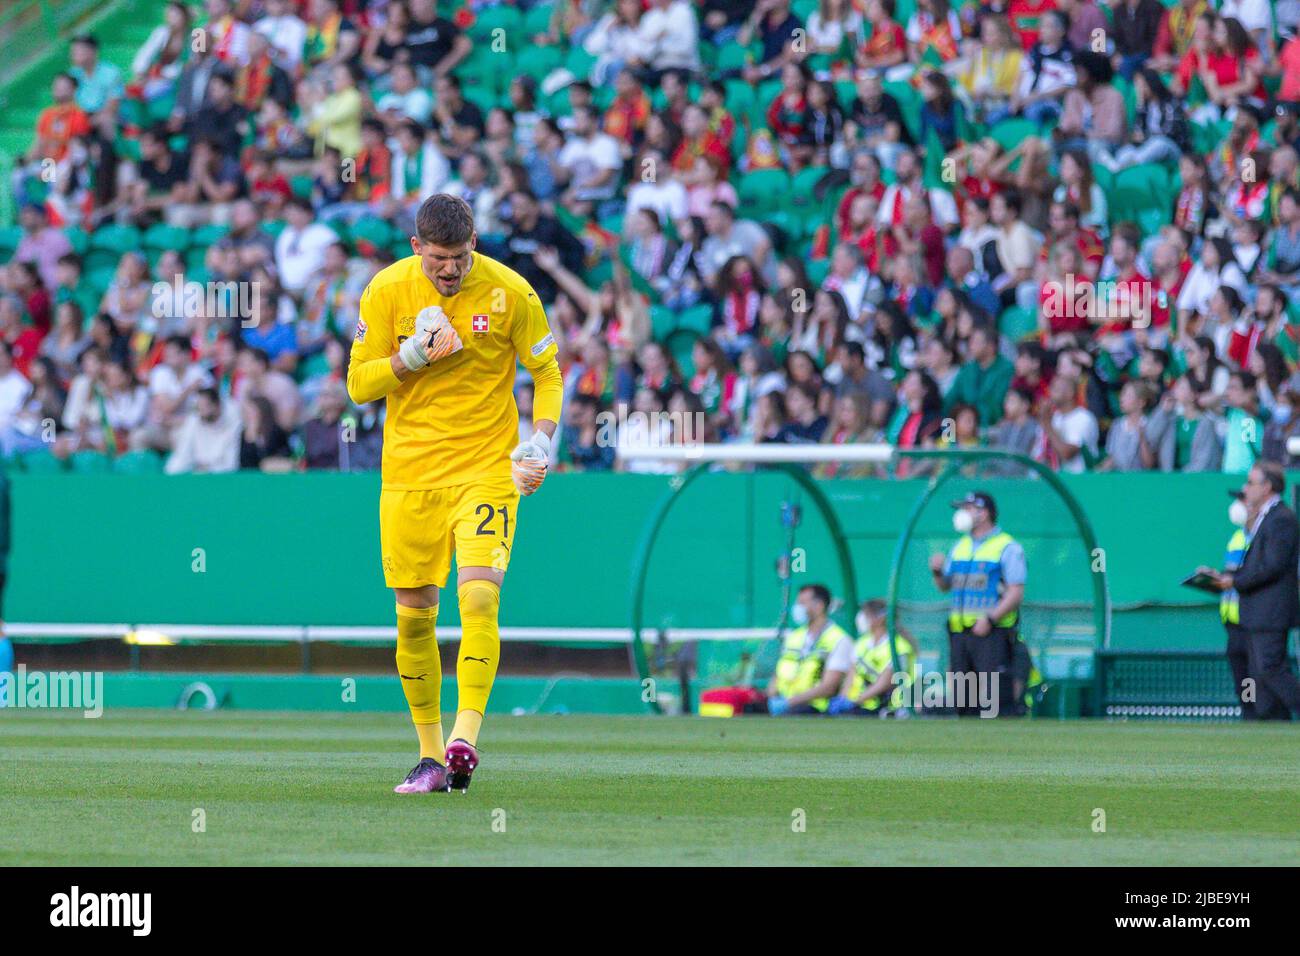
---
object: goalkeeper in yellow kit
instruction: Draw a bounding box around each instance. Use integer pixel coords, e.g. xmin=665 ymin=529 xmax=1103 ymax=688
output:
xmin=347 ymin=194 xmax=562 ymax=794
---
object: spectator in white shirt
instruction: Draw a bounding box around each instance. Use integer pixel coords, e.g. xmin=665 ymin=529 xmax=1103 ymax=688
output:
xmin=133 ymin=335 xmax=213 ymax=452
xmin=0 ymin=343 xmax=33 ymax=436
xmin=625 ymin=148 xmax=689 ymax=224
xmin=255 ymin=0 xmax=308 ymax=73
xmin=274 ymin=197 xmax=339 ymax=295
xmin=388 ymin=121 xmax=451 ymax=221
xmin=698 ymin=200 xmax=773 ymax=284
xmin=628 ymin=0 xmax=701 ymax=79
xmin=376 ymin=62 xmax=434 ymax=128
xmin=1042 ymin=372 xmax=1099 ymax=473
xmin=165 ymin=387 xmax=241 ymax=474
xmin=558 ymin=106 xmax=625 ymax=216
xmin=615 ymin=386 xmax=678 ymax=473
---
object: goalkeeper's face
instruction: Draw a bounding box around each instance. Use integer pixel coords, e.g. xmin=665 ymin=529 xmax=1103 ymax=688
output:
xmin=413 ymin=234 xmax=476 ymax=297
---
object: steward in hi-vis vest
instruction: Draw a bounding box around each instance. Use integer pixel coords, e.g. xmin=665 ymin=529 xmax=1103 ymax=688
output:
xmin=929 ymin=491 xmax=1024 ymax=717
xmin=829 ymin=599 xmax=919 ymax=715
xmin=767 ymin=583 xmax=855 ymax=716
xmin=1219 ymin=491 xmax=1257 ymax=718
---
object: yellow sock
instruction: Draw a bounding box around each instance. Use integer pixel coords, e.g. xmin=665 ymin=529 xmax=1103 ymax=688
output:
xmin=395 ymin=603 xmax=443 ymax=759
xmin=451 ymin=580 xmax=499 ymax=746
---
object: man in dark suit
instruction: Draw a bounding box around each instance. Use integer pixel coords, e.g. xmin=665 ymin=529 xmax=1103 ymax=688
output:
xmin=1208 ymin=462 xmax=1300 ymax=720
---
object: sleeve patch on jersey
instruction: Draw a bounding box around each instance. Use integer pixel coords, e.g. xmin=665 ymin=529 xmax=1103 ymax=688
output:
xmin=530 ymin=333 xmax=555 ymax=356
xmin=355 ymin=319 xmax=367 ymax=342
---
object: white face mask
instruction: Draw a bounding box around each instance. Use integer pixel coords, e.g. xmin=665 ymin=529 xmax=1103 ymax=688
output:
xmin=791 ymin=604 xmax=810 ymax=626
xmin=855 ymin=611 xmax=870 ymax=634
xmin=952 ymin=508 xmax=975 ymax=534
xmin=1229 ymin=499 xmax=1248 ymax=527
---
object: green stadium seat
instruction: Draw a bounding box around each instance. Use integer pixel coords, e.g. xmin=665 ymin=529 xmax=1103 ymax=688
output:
xmin=665 ymin=328 xmax=700 ymax=378
xmin=750 ymin=79 xmax=782 ymax=127
xmin=142 ymin=223 xmax=190 ymax=255
xmin=515 ymin=45 xmax=563 ymax=82
xmin=86 ymin=266 xmax=117 ymax=297
xmin=113 ymin=450 xmax=164 ymax=474
xmin=0 ymin=226 xmax=22 ymax=262
xmin=834 ymin=80 xmax=857 ymax=113
xmin=737 ymin=168 xmax=791 ymax=214
xmin=468 ymin=4 xmax=523 ymax=41
xmin=564 ymin=45 xmax=597 ymax=79
xmin=462 ymin=84 xmax=500 ymax=116
xmin=457 ymin=45 xmax=507 ymax=94
xmin=989 ymin=117 xmax=1039 ymax=150
xmin=85 ymin=224 xmax=140 ymax=271
xmin=192 ymin=223 xmax=230 ymax=248
xmin=675 ymin=304 xmax=714 ymax=337
xmin=715 ymin=43 xmax=755 ymax=74
xmin=70 ymin=450 xmax=113 ymax=474
xmin=350 ymin=216 xmax=394 ymax=254
xmin=806 ymin=258 xmax=831 ymax=286
xmin=89 ymin=223 xmax=141 ymax=256
xmin=17 ymin=450 xmax=67 ymax=474
xmin=790 ymin=166 xmax=830 ymax=213
xmin=523 ymin=2 xmax=555 ymax=37
xmin=650 ymin=305 xmax=677 ymax=340
xmin=999 ymin=306 xmax=1039 ymax=343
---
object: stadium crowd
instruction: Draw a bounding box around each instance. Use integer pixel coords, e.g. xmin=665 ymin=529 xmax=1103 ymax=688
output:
xmin=2 ymin=0 xmax=1300 ymax=476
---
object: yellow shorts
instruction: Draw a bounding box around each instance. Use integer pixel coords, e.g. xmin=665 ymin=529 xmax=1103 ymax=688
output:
xmin=379 ymin=474 xmax=519 ymax=589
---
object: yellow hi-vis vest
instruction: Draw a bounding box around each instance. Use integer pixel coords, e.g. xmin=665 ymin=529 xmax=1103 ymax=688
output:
xmin=774 ymin=622 xmax=851 ymax=712
xmin=848 ymin=632 xmax=918 ymax=710
xmin=948 ymin=531 xmax=1019 ymax=630
xmin=1220 ymin=528 xmax=1247 ymax=625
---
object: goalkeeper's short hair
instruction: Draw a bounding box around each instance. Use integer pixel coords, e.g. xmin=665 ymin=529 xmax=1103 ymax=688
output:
xmin=416 ymin=194 xmax=475 ymax=247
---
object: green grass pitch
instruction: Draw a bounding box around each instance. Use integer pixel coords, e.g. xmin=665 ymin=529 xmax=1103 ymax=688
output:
xmin=2 ymin=710 xmax=1297 ymax=866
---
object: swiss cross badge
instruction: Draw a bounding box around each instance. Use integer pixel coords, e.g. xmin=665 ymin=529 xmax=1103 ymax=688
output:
xmin=472 ymin=314 xmax=490 ymax=336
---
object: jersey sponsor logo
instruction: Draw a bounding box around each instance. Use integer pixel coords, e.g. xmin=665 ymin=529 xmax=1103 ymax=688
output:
xmin=355 ymin=319 xmax=367 ymax=342
xmin=472 ymin=313 xmax=490 ymax=335
xmin=530 ymin=332 xmax=555 ymax=356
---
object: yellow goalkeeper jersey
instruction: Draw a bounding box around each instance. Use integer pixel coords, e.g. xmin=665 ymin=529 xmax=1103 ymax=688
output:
xmin=348 ymin=252 xmax=560 ymax=490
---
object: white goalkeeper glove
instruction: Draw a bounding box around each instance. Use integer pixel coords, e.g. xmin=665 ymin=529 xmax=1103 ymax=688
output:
xmin=398 ymin=305 xmax=463 ymax=372
xmin=510 ymin=430 xmax=551 ymax=496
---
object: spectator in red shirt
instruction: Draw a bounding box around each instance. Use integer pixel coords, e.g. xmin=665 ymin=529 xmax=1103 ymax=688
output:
xmin=1044 ymin=199 xmax=1105 ymax=278
xmin=671 ymin=103 xmax=731 ymax=177
xmin=1148 ymin=239 xmax=1191 ymax=333
xmin=0 ymin=295 xmax=45 ymax=380
xmin=836 ymin=150 xmax=886 ymax=236
xmin=858 ymin=0 xmax=908 ymax=70
xmin=1097 ymin=223 xmax=1151 ymax=336
xmin=890 ymin=195 xmax=947 ymax=286
xmin=1007 ymin=0 xmax=1057 ymax=50
xmin=766 ymin=62 xmax=815 ymax=171
xmin=604 ymin=69 xmax=652 ymax=147
xmin=5 ymin=262 xmax=52 ymax=335
xmin=1011 ymin=340 xmax=1053 ymax=403
xmin=1151 ymin=0 xmax=1208 ymax=72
